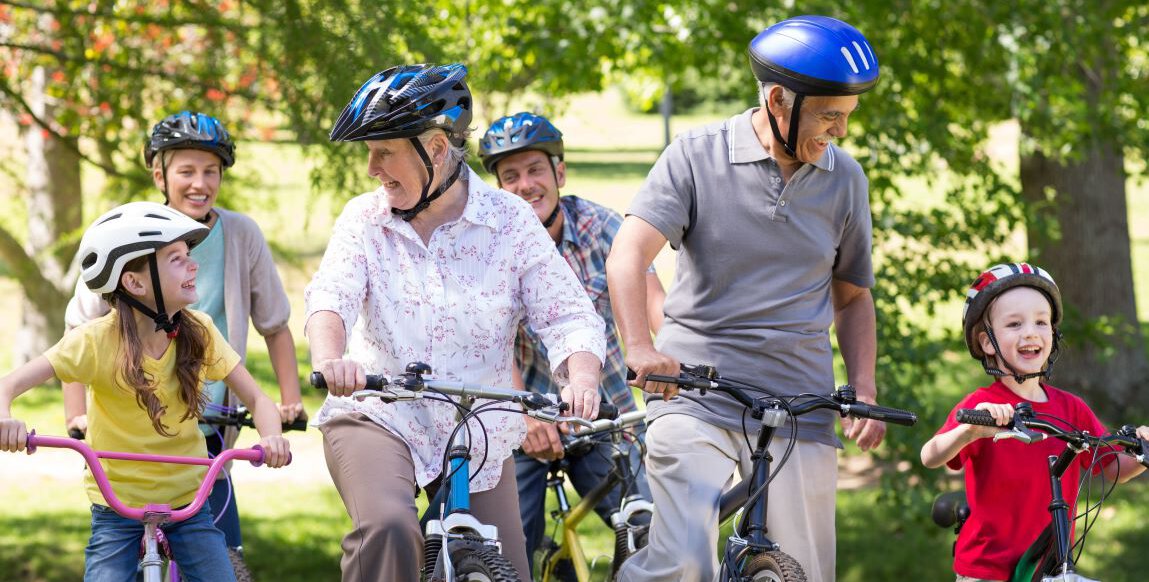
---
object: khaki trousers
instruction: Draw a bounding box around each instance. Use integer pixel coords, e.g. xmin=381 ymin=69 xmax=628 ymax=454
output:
xmin=616 ymin=413 xmax=838 ymax=582
xmin=321 ymin=412 xmax=529 ymax=582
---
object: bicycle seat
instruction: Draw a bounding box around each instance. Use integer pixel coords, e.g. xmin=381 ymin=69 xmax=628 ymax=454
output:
xmin=930 ymin=491 xmax=969 ymax=528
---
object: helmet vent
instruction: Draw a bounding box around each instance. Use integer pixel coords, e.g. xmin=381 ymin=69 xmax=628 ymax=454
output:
xmin=144 ymin=213 xmax=172 ymax=221
xmin=82 ymin=252 xmax=97 ymax=269
xmin=95 ymin=212 xmax=123 ymax=226
xmin=840 ymin=47 xmax=860 ymax=74
xmin=138 ymin=230 xmax=162 ymax=237
xmin=851 ymin=42 xmax=871 ymax=70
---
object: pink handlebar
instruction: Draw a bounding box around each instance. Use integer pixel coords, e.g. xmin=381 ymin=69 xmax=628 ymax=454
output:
xmin=25 ymin=430 xmax=285 ymax=523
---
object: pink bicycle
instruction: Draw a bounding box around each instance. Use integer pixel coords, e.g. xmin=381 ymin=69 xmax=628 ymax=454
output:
xmin=20 ymin=430 xmax=288 ymax=582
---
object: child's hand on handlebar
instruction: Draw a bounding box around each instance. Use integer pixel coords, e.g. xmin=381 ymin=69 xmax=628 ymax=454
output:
xmin=0 ymin=417 xmax=28 ymax=452
xmin=258 ymin=435 xmax=291 ymax=468
xmin=968 ymin=402 xmax=1015 ymax=439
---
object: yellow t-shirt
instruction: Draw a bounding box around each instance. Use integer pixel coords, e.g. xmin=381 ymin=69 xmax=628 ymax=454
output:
xmin=45 ymin=309 xmax=241 ymax=508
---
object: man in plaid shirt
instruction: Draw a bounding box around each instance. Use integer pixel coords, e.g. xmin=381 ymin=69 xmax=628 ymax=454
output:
xmin=479 ymin=112 xmax=665 ymax=569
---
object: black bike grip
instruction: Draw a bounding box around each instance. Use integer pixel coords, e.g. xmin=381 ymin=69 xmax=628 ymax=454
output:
xmin=625 ymin=368 xmax=686 ymax=386
xmin=283 ymin=417 xmax=310 ymax=432
xmin=309 ymin=371 xmax=327 ymax=390
xmin=68 ymin=428 xmax=85 ymax=440
xmin=596 ymin=401 xmax=619 ymax=421
xmin=850 ymin=403 xmax=918 ymax=426
xmin=309 ymin=371 xmax=387 ymax=391
xmin=955 ymin=409 xmax=999 ymax=426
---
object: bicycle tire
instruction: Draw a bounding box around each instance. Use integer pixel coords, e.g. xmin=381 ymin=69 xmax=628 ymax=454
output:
xmin=739 ymin=550 xmax=807 ymax=582
xmin=536 ymin=536 xmax=578 ymax=582
xmin=610 ymin=509 xmax=651 ymax=577
xmin=449 ymin=541 xmax=521 ymax=582
xmin=229 ymin=547 xmax=254 ymax=582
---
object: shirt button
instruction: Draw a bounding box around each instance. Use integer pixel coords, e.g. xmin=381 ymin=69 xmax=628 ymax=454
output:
xmin=780 ymin=200 xmax=787 ymax=206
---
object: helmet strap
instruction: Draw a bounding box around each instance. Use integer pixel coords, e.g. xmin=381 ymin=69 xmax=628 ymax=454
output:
xmin=765 ymin=92 xmax=805 ymax=159
xmin=980 ymin=327 xmax=1057 ymax=383
xmin=112 ymin=254 xmax=180 ymax=336
xmin=392 ymin=138 xmax=463 ymax=222
xmin=542 ymin=201 xmax=562 ymax=228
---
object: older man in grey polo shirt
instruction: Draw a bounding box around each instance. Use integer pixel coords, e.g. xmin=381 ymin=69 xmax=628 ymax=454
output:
xmin=607 ymin=16 xmax=889 ymax=582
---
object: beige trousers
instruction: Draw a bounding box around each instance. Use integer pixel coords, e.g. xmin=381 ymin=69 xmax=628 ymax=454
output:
xmin=616 ymin=413 xmax=838 ymax=582
xmin=321 ymin=412 xmax=529 ymax=582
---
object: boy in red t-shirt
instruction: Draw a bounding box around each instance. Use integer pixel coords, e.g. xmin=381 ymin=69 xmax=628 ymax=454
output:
xmin=921 ymin=262 xmax=1149 ymax=582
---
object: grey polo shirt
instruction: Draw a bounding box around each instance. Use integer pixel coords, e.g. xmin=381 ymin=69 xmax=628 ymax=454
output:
xmin=630 ymin=108 xmax=874 ymax=446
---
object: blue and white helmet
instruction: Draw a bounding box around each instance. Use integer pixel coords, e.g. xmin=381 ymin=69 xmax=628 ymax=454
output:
xmin=748 ymin=15 xmax=879 ymax=96
xmin=329 ymin=64 xmax=472 ymax=146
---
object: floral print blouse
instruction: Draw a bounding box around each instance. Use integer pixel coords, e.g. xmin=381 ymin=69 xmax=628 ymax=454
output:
xmin=305 ymin=168 xmax=606 ymax=491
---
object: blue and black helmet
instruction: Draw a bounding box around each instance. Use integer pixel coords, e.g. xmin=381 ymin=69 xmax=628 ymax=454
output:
xmin=478 ymin=112 xmax=564 ymax=174
xmin=748 ymin=16 xmax=879 ymax=159
xmin=144 ymin=111 xmax=235 ymax=168
xmin=748 ymin=15 xmax=879 ymax=96
xmin=329 ymin=63 xmax=472 ymax=146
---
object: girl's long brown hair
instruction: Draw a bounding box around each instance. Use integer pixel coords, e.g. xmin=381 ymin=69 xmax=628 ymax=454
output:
xmin=107 ymin=253 xmax=212 ymax=437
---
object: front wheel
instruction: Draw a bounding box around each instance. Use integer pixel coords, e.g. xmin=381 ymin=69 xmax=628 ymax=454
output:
xmin=740 ymin=550 xmax=807 ymax=582
xmin=611 ymin=509 xmax=652 ymax=577
xmin=441 ymin=540 xmax=521 ymax=582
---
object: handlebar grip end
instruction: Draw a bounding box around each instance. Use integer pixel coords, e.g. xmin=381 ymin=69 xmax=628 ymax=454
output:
xmin=597 ymin=401 xmax=620 ymax=421
xmin=68 ymin=428 xmax=86 ymax=441
xmin=309 ymin=371 xmax=327 ymax=390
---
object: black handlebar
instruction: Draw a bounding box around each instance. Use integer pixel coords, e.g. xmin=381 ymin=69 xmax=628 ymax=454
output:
xmin=309 ymin=371 xmax=385 ymax=391
xmin=626 ymin=367 xmax=917 ymax=426
xmin=310 ymin=369 xmax=620 ymax=421
xmin=957 ymin=406 xmax=1148 ymax=467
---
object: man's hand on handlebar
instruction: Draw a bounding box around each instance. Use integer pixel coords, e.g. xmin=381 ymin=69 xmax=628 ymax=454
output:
xmin=624 ymin=345 xmax=680 ymax=401
xmin=522 ymin=415 xmax=565 ymax=461
xmin=841 ymin=391 xmax=887 ymax=452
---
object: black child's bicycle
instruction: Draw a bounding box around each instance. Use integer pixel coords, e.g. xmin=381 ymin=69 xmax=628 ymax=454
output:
xmin=932 ymin=402 xmax=1149 ymax=582
xmin=635 ymin=364 xmax=918 ymax=582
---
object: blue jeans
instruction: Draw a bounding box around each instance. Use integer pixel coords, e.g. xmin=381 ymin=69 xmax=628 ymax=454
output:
xmin=515 ymin=435 xmax=650 ymax=571
xmin=85 ymin=502 xmax=237 ymax=582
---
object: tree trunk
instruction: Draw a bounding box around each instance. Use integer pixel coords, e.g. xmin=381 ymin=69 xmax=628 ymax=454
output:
xmin=1019 ymin=140 xmax=1148 ymax=421
xmin=16 ymin=65 xmax=81 ymax=365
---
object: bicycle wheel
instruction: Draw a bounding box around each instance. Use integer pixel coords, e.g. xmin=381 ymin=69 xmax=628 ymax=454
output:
xmin=449 ymin=541 xmax=520 ymax=582
xmin=610 ymin=509 xmax=651 ymax=577
xmin=228 ymin=547 xmax=254 ymax=582
xmin=739 ymin=550 xmax=807 ymax=582
xmin=536 ymin=536 xmax=578 ymax=582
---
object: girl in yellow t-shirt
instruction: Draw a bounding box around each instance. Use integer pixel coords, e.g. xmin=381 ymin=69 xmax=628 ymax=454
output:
xmin=0 ymin=201 xmax=290 ymax=581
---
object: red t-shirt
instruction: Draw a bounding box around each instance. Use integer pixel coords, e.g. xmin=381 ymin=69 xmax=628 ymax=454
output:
xmin=938 ymin=381 xmax=1109 ymax=579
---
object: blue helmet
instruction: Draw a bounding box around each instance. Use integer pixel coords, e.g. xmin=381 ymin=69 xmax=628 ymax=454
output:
xmin=144 ymin=111 xmax=235 ymax=168
xmin=478 ymin=112 xmax=564 ymax=174
xmin=749 ymin=15 xmax=879 ymax=96
xmin=329 ymin=63 xmax=472 ymax=146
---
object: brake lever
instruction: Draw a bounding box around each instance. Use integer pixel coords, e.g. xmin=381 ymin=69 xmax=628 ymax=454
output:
xmin=527 ymin=408 xmax=594 ymax=429
xmin=350 ymin=387 xmax=420 ymax=402
xmin=993 ymin=427 xmax=1046 ymax=444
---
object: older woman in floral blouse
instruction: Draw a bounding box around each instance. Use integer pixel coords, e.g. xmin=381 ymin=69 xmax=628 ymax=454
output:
xmin=305 ymin=63 xmax=605 ymax=582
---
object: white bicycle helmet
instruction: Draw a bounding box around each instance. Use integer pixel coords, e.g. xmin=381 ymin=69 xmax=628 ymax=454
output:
xmin=79 ymin=202 xmax=209 ymax=294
